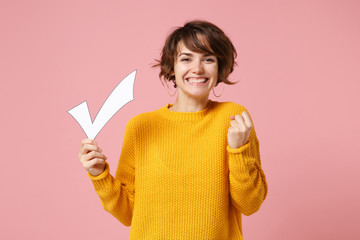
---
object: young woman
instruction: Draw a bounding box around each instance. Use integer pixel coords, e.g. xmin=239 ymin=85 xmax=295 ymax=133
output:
xmin=79 ymin=20 xmax=268 ymax=239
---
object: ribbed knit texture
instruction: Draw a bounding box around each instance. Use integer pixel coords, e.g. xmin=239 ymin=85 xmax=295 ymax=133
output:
xmin=89 ymin=100 xmax=268 ymax=240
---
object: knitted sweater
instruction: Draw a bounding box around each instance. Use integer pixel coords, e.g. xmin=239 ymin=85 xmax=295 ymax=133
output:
xmin=89 ymin=100 xmax=268 ymax=240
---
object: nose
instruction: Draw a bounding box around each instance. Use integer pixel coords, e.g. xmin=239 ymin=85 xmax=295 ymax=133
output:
xmin=191 ymin=60 xmax=204 ymax=74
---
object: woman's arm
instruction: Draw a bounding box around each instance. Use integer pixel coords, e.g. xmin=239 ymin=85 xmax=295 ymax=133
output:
xmin=227 ymin=110 xmax=268 ymax=216
xmin=227 ymin=130 xmax=268 ymax=215
xmin=87 ymin=121 xmax=136 ymax=226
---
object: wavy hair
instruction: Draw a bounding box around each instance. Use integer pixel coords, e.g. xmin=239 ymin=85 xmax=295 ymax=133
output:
xmin=153 ymin=20 xmax=237 ymax=87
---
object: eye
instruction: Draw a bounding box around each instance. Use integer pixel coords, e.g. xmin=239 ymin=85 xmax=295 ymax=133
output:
xmin=180 ymin=58 xmax=191 ymax=62
xmin=204 ymin=58 xmax=215 ymax=63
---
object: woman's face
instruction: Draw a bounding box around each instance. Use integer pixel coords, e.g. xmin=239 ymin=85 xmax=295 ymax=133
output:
xmin=173 ymin=42 xmax=218 ymax=100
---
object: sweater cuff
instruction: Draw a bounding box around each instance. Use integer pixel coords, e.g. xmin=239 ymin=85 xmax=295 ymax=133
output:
xmin=227 ymin=142 xmax=256 ymax=172
xmin=88 ymin=162 xmax=112 ymax=189
xmin=227 ymin=142 xmax=250 ymax=154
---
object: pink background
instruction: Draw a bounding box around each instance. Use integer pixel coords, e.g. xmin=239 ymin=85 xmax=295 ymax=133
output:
xmin=1 ymin=0 xmax=359 ymax=239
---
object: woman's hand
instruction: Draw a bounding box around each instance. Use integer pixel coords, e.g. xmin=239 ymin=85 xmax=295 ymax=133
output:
xmin=79 ymin=139 xmax=107 ymax=176
xmin=227 ymin=111 xmax=253 ymax=149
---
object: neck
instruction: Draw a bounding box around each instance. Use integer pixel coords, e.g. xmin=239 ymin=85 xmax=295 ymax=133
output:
xmin=171 ymin=93 xmax=210 ymax=112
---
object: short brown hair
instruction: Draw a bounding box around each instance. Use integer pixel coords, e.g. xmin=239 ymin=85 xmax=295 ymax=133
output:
xmin=153 ymin=20 xmax=237 ymax=87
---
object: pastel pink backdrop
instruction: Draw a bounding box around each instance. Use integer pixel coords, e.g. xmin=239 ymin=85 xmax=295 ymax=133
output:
xmin=1 ymin=0 xmax=359 ymax=239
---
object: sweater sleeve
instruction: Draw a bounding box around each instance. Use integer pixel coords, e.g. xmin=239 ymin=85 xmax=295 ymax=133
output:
xmin=227 ymin=117 xmax=268 ymax=216
xmin=88 ymin=120 xmax=136 ymax=226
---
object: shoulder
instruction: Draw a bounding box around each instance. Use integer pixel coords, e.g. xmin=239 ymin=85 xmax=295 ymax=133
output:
xmin=126 ymin=105 xmax=165 ymax=128
xmin=210 ymin=100 xmax=249 ymax=115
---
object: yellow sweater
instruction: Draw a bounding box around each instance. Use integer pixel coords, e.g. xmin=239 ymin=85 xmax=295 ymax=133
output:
xmin=89 ymin=100 xmax=268 ymax=239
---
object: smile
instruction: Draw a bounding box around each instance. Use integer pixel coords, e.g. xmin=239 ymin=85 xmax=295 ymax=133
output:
xmin=185 ymin=77 xmax=209 ymax=85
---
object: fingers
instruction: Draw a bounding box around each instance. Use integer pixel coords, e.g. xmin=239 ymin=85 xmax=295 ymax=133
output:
xmin=80 ymin=143 xmax=102 ymax=155
xmin=81 ymin=138 xmax=95 ymax=146
xmin=230 ymin=114 xmax=245 ymax=130
xmin=229 ymin=112 xmax=253 ymax=129
xmin=227 ymin=125 xmax=236 ymax=134
xmin=78 ymin=139 xmax=107 ymax=175
xmin=80 ymin=138 xmax=102 ymax=154
xmin=79 ymin=138 xmax=106 ymax=163
xmin=228 ymin=111 xmax=253 ymax=149
xmin=79 ymin=150 xmax=107 ymax=170
xmin=82 ymin=150 xmax=107 ymax=162
xmin=84 ymin=157 xmax=106 ymax=170
xmin=241 ymin=111 xmax=253 ymax=129
xmin=235 ymin=114 xmax=246 ymax=127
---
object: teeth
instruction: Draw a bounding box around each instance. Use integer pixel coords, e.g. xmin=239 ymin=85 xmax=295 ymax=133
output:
xmin=187 ymin=78 xmax=207 ymax=83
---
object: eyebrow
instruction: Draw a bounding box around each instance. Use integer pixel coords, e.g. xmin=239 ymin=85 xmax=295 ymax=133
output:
xmin=177 ymin=52 xmax=215 ymax=57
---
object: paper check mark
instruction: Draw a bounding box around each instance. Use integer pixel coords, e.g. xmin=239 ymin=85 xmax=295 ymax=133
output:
xmin=68 ymin=70 xmax=136 ymax=139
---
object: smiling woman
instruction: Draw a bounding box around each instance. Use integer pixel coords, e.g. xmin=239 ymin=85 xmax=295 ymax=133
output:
xmin=172 ymin=42 xmax=219 ymax=108
xmin=155 ymin=20 xmax=237 ymax=87
xmin=78 ymin=20 xmax=268 ymax=240
xmin=153 ymin=20 xmax=238 ymax=112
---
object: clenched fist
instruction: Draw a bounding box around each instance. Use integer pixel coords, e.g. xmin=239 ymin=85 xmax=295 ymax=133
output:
xmin=227 ymin=111 xmax=253 ymax=149
xmin=78 ymin=139 xmax=107 ymax=176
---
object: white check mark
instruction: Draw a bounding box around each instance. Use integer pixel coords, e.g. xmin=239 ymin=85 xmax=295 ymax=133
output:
xmin=68 ymin=70 xmax=136 ymax=139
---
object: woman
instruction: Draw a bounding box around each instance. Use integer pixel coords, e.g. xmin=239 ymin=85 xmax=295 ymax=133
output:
xmin=79 ymin=20 xmax=268 ymax=239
